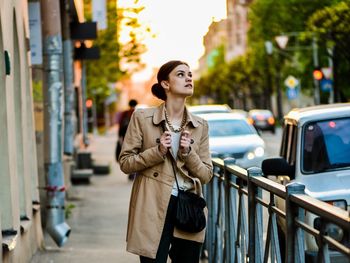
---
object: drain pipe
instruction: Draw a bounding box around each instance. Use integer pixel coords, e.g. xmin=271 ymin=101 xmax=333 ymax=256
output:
xmin=41 ymin=0 xmax=71 ymax=246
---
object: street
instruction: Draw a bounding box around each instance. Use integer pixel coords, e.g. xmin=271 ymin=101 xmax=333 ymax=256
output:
xmin=260 ymin=128 xmax=282 ymax=158
xmin=30 ymin=127 xmax=283 ymax=263
xmin=31 ymin=129 xmax=138 ymax=263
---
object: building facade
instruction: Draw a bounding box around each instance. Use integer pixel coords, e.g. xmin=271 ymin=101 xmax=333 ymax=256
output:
xmin=197 ymin=19 xmax=227 ymax=78
xmin=226 ymin=0 xmax=252 ymax=61
xmin=1 ymin=0 xmax=93 ymax=259
xmin=0 ymin=0 xmax=43 ymax=261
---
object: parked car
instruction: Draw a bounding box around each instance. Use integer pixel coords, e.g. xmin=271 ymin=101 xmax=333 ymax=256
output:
xmin=262 ymin=103 xmax=350 ymax=262
xmin=199 ymin=113 xmax=265 ymax=169
xmin=188 ymin=104 xmax=232 ymax=115
xmin=248 ymin=109 xmax=276 ymax=133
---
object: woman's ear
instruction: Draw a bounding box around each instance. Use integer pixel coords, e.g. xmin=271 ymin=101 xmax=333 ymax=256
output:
xmin=161 ymin=80 xmax=169 ymax=91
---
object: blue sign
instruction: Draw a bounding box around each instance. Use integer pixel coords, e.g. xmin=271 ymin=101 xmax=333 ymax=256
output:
xmin=287 ymin=87 xmax=299 ymax=100
xmin=320 ymin=79 xmax=333 ymax=92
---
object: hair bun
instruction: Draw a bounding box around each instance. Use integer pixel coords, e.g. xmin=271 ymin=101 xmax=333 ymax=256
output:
xmin=151 ymin=83 xmax=167 ymax=101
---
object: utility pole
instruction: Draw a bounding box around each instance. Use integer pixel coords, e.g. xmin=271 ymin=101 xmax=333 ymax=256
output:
xmin=81 ymin=60 xmax=89 ymax=145
xmin=61 ymin=0 xmax=76 ymax=155
xmin=274 ymin=32 xmax=321 ymax=106
xmin=327 ymin=46 xmax=334 ymax=103
xmin=41 ymin=0 xmax=71 ymax=246
xmin=275 ymin=53 xmax=284 ymax=121
xmin=312 ymin=36 xmax=320 ymax=105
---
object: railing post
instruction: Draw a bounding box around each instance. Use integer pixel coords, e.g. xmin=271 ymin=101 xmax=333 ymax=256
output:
xmin=285 ymin=182 xmax=305 ymax=263
xmin=207 ymin=153 xmax=218 ymax=262
xmin=247 ymin=167 xmax=263 ymax=263
xmin=217 ymin=167 xmax=225 ymax=263
xmin=224 ymin=158 xmax=236 ymax=263
xmin=208 ymin=165 xmax=219 ymax=263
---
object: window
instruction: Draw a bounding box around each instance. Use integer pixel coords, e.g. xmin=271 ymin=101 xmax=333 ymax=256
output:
xmin=23 ymin=24 xmax=40 ymax=203
xmin=13 ymin=13 xmax=33 ymax=219
xmin=302 ymin=118 xmax=350 ymax=173
xmin=208 ymin=119 xmax=256 ymax=137
xmin=0 ymin=15 xmax=14 ymax=231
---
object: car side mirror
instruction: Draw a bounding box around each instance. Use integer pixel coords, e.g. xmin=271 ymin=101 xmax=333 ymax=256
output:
xmin=262 ymin=157 xmax=295 ymax=180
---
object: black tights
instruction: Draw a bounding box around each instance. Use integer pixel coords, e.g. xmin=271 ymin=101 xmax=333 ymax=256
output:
xmin=140 ymin=195 xmax=202 ymax=263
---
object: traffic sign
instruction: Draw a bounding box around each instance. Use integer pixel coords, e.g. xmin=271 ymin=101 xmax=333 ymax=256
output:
xmin=287 ymin=87 xmax=299 ymax=100
xmin=284 ymin=75 xmax=299 ymax=89
xmin=275 ymin=35 xmax=289 ymax=49
xmin=320 ymin=79 xmax=333 ymax=92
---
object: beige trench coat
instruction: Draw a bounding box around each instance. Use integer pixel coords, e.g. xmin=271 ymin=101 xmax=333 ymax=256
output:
xmin=118 ymin=103 xmax=213 ymax=259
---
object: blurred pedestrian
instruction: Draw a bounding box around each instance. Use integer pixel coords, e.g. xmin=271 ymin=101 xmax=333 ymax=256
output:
xmin=118 ymin=60 xmax=213 ymax=262
xmin=115 ymin=99 xmax=138 ymax=167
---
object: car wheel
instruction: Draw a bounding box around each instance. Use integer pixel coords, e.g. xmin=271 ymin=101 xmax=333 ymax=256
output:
xmin=271 ymin=127 xmax=276 ymax=134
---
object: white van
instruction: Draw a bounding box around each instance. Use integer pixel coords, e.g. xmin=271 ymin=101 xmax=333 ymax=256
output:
xmin=262 ymin=103 xmax=350 ymax=262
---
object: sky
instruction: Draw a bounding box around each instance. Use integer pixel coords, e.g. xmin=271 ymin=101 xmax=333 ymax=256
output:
xmin=119 ymin=0 xmax=227 ymax=82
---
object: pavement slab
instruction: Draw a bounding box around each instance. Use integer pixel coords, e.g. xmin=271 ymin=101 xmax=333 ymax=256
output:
xmin=31 ymin=131 xmax=138 ymax=263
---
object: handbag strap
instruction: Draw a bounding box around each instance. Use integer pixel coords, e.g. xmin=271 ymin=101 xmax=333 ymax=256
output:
xmin=160 ymin=121 xmax=180 ymax=191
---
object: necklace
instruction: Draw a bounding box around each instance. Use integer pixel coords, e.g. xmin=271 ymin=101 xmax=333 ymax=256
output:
xmin=164 ymin=108 xmax=187 ymax=133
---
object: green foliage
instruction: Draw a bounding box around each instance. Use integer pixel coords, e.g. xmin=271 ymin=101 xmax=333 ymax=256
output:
xmin=308 ymin=1 xmax=350 ymax=60
xmin=65 ymin=203 xmax=76 ymax=219
xmin=194 ymin=0 xmax=350 ymax=106
xmin=83 ymin=0 xmax=150 ymax=111
xmin=307 ymin=1 xmax=350 ymax=100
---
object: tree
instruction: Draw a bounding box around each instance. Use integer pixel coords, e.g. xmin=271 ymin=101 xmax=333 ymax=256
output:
xmin=83 ymin=0 xmax=150 ymax=119
xmin=307 ymin=1 xmax=350 ymax=101
xmin=194 ymin=0 xmax=349 ymax=108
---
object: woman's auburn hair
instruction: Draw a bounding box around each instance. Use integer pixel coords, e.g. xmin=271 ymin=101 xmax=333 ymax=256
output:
xmin=151 ymin=60 xmax=189 ymax=101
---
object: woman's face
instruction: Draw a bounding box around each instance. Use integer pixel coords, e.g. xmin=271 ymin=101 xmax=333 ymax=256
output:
xmin=164 ymin=64 xmax=194 ymax=98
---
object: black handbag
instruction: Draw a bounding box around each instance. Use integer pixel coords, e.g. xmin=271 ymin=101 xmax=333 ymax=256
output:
xmin=171 ymin=161 xmax=207 ymax=233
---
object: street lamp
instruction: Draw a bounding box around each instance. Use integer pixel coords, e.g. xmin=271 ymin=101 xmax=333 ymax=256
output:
xmin=265 ymin=40 xmax=284 ymax=121
xmin=275 ymin=32 xmax=321 ymax=105
xmin=264 ymin=41 xmax=274 ymax=111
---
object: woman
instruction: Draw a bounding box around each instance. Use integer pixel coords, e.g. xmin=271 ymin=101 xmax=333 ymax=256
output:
xmin=119 ymin=60 xmax=213 ymax=263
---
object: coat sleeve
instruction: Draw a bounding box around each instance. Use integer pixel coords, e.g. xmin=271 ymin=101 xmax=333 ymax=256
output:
xmin=118 ymin=110 xmax=165 ymax=174
xmin=180 ymin=120 xmax=213 ymax=184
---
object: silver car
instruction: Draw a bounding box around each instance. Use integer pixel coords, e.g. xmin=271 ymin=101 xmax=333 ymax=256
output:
xmin=199 ymin=113 xmax=265 ymax=169
xmin=188 ymin=104 xmax=232 ymax=115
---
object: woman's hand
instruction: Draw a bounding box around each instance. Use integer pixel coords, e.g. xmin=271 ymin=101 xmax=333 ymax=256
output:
xmin=180 ymin=130 xmax=191 ymax=155
xmin=159 ymin=131 xmax=171 ymax=156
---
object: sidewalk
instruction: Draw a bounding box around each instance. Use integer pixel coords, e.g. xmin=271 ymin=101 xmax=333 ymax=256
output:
xmin=31 ymin=129 xmax=138 ymax=263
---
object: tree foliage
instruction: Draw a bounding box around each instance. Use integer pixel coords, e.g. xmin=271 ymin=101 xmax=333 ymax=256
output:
xmin=308 ymin=1 xmax=350 ymax=59
xmin=83 ymin=0 xmax=149 ymax=107
xmin=194 ymin=0 xmax=350 ymax=107
xmin=307 ymin=1 xmax=350 ymax=100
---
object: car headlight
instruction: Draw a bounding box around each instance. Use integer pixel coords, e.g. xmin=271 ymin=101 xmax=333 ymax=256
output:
xmin=247 ymin=147 xmax=265 ymax=160
xmin=254 ymin=147 xmax=265 ymax=157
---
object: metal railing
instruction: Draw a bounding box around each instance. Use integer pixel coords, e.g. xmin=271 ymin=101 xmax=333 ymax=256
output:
xmin=204 ymin=158 xmax=350 ymax=263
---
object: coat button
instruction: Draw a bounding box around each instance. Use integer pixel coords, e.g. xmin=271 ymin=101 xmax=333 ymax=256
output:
xmin=156 ymin=138 xmax=160 ymax=143
xmin=153 ymin=172 xmax=159 ymax=177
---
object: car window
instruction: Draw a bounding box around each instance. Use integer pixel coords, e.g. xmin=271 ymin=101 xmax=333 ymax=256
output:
xmin=281 ymin=124 xmax=297 ymax=165
xmin=250 ymin=110 xmax=273 ymax=118
xmin=208 ymin=119 xmax=256 ymax=137
xmin=280 ymin=124 xmax=290 ymax=157
xmin=289 ymin=125 xmax=297 ymax=166
xmin=302 ymin=117 xmax=350 ymax=173
xmin=192 ymin=109 xmax=230 ymax=115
